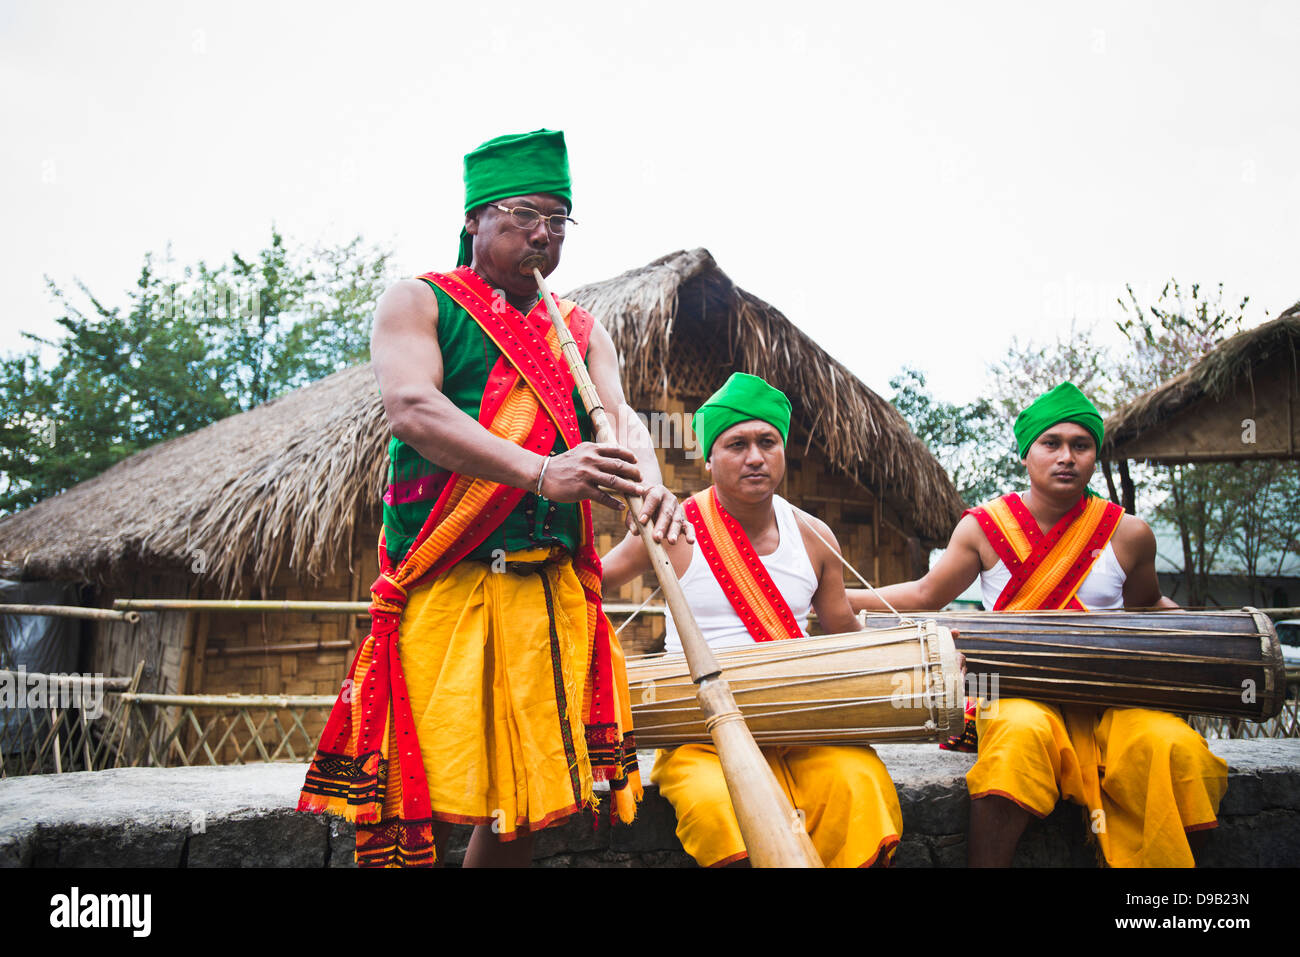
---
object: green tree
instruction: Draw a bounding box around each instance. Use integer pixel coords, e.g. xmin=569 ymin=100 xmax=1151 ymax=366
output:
xmin=987 ymin=321 xmax=1118 ymax=428
xmin=1213 ymin=461 xmax=1300 ymax=606
xmin=889 ymin=367 xmax=1019 ymax=508
xmin=0 ymin=231 xmax=395 ymax=516
xmin=0 ymin=257 xmax=233 ymax=513
xmin=1113 ymin=281 xmax=1253 ymax=606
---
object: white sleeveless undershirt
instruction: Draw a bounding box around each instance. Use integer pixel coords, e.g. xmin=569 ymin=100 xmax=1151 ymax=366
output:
xmin=663 ymin=494 xmax=819 ymax=654
xmin=979 ymin=538 xmax=1127 ymax=610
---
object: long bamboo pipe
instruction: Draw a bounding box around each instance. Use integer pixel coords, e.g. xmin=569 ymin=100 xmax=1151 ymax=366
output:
xmin=533 ymin=268 xmax=821 ymax=868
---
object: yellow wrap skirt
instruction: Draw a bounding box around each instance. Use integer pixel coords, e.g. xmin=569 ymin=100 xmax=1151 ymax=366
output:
xmin=397 ymin=548 xmax=596 ymax=839
xmin=969 ymin=698 xmax=1228 ymax=867
xmin=651 ymin=743 xmax=903 ymax=867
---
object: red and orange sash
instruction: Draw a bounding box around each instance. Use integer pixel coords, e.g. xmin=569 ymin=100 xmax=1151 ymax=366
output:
xmin=298 ymin=266 xmax=636 ymax=866
xmin=683 ymin=488 xmax=805 ymax=643
xmin=968 ymin=493 xmax=1124 ymax=611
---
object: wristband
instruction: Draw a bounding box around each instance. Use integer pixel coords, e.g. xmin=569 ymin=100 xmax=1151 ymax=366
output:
xmin=535 ymin=455 xmax=550 ymax=496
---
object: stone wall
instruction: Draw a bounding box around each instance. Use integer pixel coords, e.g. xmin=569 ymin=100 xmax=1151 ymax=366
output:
xmin=2 ymin=740 xmax=1297 ymax=868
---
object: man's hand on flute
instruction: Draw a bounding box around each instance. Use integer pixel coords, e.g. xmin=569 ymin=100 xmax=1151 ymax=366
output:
xmin=537 ymin=442 xmax=691 ymax=543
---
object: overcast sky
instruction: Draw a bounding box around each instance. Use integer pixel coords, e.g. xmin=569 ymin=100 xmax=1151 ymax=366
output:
xmin=3 ymin=0 xmax=1297 ymax=405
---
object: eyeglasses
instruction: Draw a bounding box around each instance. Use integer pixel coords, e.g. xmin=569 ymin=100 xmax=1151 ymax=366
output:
xmin=491 ymin=204 xmax=577 ymax=235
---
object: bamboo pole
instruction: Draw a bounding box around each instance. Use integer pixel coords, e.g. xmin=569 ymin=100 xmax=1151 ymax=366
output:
xmin=207 ymin=640 xmax=353 ymax=657
xmin=52 ymin=708 xmax=62 ymax=774
xmin=112 ymin=661 xmax=146 ymax=769
xmin=114 ymin=599 xmax=368 ymax=614
xmin=534 ymin=267 xmax=821 ymax=868
xmin=119 ymin=692 xmax=334 ymax=707
xmin=860 ymin=607 xmax=1300 ymax=619
xmin=119 ymin=597 xmax=674 ymax=616
xmin=2 ymin=603 xmax=140 ymax=623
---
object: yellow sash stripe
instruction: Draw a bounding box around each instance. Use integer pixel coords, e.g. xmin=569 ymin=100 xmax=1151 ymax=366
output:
xmin=984 ymin=497 xmax=1033 ymax=562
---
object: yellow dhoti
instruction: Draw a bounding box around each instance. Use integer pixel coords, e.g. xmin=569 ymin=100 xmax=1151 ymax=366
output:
xmin=969 ymin=698 xmax=1228 ymax=867
xmin=397 ymin=548 xmax=595 ymax=839
xmin=651 ymin=743 xmax=903 ymax=867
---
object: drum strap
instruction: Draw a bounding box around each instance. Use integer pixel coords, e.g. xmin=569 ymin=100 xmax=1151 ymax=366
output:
xmin=683 ymin=488 xmax=804 ymax=643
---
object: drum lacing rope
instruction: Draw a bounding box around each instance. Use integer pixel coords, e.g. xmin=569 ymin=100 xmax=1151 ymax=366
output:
xmin=791 ymin=506 xmax=913 ymax=627
xmin=615 ymin=587 xmax=662 ymax=636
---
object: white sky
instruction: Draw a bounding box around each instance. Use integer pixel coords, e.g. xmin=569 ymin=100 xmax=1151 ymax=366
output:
xmin=2 ymin=0 xmax=1297 ymax=405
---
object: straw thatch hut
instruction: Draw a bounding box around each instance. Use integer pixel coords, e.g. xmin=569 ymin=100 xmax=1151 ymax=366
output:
xmin=1103 ymin=304 xmax=1300 ymax=466
xmin=1099 ymin=303 xmax=1299 ymax=512
xmin=0 ymin=248 xmax=961 ymax=712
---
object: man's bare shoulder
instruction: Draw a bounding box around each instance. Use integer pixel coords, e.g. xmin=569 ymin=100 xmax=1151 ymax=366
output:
xmin=949 ymin=512 xmax=987 ymax=548
xmin=790 ymin=504 xmax=836 ymax=553
xmin=1114 ymin=510 xmax=1153 ymax=537
xmin=375 ymin=278 xmax=439 ymax=331
xmin=796 ymin=505 xmax=834 ymax=540
xmin=945 ymin=511 xmax=999 ymax=571
xmin=1112 ymin=510 xmax=1158 ymax=564
xmin=584 ymin=309 xmax=615 ymax=353
xmin=790 ymin=505 xmax=855 ymax=585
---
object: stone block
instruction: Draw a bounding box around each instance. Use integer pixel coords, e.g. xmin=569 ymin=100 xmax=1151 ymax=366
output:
xmin=1219 ymin=771 xmax=1263 ymax=816
xmin=40 ymin=823 xmax=186 ymax=868
xmin=188 ymin=810 xmax=327 ymax=867
xmin=0 ymin=743 xmax=1296 ymax=867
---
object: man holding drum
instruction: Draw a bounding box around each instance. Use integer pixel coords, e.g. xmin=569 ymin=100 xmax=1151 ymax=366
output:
xmin=299 ymin=129 xmax=691 ymax=866
xmin=603 ymin=372 xmax=905 ymax=867
xmin=849 ymin=382 xmax=1228 ymax=867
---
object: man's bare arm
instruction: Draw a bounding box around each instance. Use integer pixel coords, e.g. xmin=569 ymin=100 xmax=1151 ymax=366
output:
xmin=797 ymin=514 xmax=861 ymax=634
xmin=371 ymin=280 xmax=647 ymax=507
xmin=846 ymin=515 xmax=985 ymax=613
xmin=601 ymin=529 xmax=694 ymax=592
xmin=1117 ymin=514 xmax=1179 ymax=609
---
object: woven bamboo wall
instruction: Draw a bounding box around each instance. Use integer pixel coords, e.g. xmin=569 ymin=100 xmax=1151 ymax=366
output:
xmin=91 ymin=569 xmax=193 ymax=695
xmin=192 ymin=562 xmax=364 ymax=699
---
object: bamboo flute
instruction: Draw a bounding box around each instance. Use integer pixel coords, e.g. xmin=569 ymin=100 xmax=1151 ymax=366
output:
xmin=533 ymin=268 xmax=822 ymax=868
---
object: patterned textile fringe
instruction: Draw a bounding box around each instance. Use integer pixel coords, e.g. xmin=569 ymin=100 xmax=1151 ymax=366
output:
xmin=939 ymin=697 xmax=979 ymax=752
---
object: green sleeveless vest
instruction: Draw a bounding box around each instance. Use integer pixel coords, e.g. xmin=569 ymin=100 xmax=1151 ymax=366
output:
xmin=381 ymin=280 xmax=592 ymax=567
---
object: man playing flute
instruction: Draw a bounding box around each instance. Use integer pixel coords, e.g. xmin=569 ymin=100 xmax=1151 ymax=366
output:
xmin=299 ymin=129 xmax=689 ymax=866
xmin=603 ymin=373 xmax=904 ymax=867
xmin=849 ymin=382 xmax=1228 ymax=867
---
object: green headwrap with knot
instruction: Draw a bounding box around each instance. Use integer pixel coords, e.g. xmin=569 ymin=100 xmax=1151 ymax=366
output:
xmin=458 ymin=129 xmax=572 ymax=266
xmin=1013 ymin=382 xmax=1105 ymax=458
xmin=692 ymin=373 xmax=792 ymax=460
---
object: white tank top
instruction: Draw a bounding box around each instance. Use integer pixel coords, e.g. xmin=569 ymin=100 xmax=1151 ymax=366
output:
xmin=979 ymin=541 xmax=1127 ymax=610
xmin=663 ymin=494 xmax=819 ymax=653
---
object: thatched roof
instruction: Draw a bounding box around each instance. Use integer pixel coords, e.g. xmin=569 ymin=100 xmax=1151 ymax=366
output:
xmin=570 ymin=249 xmax=962 ymax=539
xmin=1102 ymin=302 xmax=1300 ymax=456
xmin=0 ymin=248 xmax=961 ymax=590
xmin=0 ymin=364 xmax=388 ymax=593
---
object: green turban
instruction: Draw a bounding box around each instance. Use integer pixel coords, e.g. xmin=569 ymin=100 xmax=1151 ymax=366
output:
xmin=1013 ymin=382 xmax=1104 ymax=458
xmin=692 ymin=373 xmax=792 ymax=460
xmin=458 ymin=129 xmax=572 ymax=266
